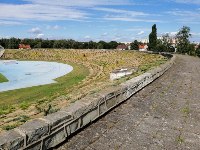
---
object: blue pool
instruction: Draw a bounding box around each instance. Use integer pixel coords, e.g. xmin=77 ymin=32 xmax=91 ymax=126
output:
xmin=0 ymin=60 xmax=73 ymax=92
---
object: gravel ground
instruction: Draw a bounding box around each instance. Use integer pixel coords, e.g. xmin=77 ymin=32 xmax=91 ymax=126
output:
xmin=55 ymin=55 xmax=200 ymax=150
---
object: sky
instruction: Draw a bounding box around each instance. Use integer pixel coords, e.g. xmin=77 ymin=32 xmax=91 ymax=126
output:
xmin=0 ymin=0 xmax=200 ymax=42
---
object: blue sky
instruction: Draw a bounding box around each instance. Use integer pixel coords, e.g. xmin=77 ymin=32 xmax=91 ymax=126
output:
xmin=0 ymin=0 xmax=200 ymax=42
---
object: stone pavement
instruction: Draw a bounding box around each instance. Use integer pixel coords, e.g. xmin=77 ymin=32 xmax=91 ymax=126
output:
xmin=55 ymin=55 xmax=200 ymax=150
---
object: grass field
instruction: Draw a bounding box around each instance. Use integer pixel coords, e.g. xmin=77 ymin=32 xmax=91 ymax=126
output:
xmin=0 ymin=73 xmax=8 ymax=83
xmin=0 ymin=62 xmax=89 ymax=115
xmin=0 ymin=49 xmax=167 ymax=131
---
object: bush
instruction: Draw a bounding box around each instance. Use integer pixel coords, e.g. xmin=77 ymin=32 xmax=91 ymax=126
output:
xmin=196 ymin=48 xmax=200 ymax=57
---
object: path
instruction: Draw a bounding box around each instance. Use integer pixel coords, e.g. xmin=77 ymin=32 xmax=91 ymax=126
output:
xmin=55 ymin=55 xmax=200 ymax=150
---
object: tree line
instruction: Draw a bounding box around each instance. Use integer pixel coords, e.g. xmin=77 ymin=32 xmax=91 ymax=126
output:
xmin=1 ymin=25 xmax=199 ymax=56
xmin=0 ymin=38 xmax=120 ymax=50
xmin=148 ymin=24 xmax=200 ymax=56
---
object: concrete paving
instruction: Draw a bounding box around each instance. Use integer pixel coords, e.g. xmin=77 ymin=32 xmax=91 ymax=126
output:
xmin=55 ymin=55 xmax=200 ymax=150
xmin=0 ymin=60 xmax=73 ymax=92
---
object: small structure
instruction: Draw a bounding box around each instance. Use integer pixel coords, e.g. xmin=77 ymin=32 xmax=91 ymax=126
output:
xmin=116 ymin=44 xmax=128 ymax=50
xmin=19 ymin=44 xmax=31 ymax=49
xmin=139 ymin=44 xmax=148 ymax=51
xmin=195 ymin=44 xmax=199 ymax=50
xmin=0 ymin=45 xmax=5 ymax=57
xmin=110 ymin=67 xmax=138 ymax=80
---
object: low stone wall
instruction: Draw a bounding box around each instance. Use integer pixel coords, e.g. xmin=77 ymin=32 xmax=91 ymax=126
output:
xmin=0 ymin=49 xmax=5 ymax=58
xmin=0 ymin=54 xmax=176 ymax=150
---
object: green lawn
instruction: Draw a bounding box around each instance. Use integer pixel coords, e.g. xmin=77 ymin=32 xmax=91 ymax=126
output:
xmin=0 ymin=73 xmax=8 ymax=83
xmin=0 ymin=62 xmax=89 ymax=115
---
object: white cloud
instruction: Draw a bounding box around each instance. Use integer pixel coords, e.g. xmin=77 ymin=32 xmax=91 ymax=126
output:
xmin=29 ymin=27 xmax=41 ymax=34
xmin=137 ymin=31 xmax=144 ymax=35
xmin=166 ymin=9 xmax=200 ymax=24
xmin=170 ymin=32 xmax=177 ymax=36
xmin=24 ymin=0 xmax=130 ymax=7
xmin=170 ymin=0 xmax=200 ymax=5
xmin=36 ymin=33 xmax=44 ymax=38
xmin=191 ymin=32 xmax=200 ymax=36
xmin=46 ymin=25 xmax=60 ymax=30
xmin=0 ymin=3 xmax=88 ymax=21
xmin=53 ymin=25 xmax=59 ymax=30
xmin=126 ymin=28 xmax=150 ymax=31
xmin=93 ymin=7 xmax=163 ymax=23
xmin=93 ymin=7 xmax=147 ymax=17
xmin=103 ymin=15 xmax=162 ymax=22
xmin=101 ymin=32 xmax=108 ymax=36
xmin=84 ymin=35 xmax=91 ymax=39
xmin=0 ymin=20 xmax=22 ymax=25
xmin=0 ymin=0 xmax=162 ymax=25
xmin=0 ymin=0 xmax=132 ymax=24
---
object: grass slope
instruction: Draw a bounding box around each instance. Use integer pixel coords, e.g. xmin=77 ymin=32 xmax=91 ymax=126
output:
xmin=0 ymin=73 xmax=8 ymax=83
xmin=0 ymin=62 xmax=89 ymax=115
xmin=0 ymin=49 xmax=167 ymax=131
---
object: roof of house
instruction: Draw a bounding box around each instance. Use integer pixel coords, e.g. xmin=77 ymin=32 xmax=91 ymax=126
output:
xmin=116 ymin=44 xmax=127 ymax=49
xmin=19 ymin=44 xmax=31 ymax=49
xmin=139 ymin=44 xmax=148 ymax=49
xmin=139 ymin=45 xmax=145 ymax=49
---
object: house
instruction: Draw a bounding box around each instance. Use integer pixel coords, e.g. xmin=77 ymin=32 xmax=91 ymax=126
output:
xmin=19 ymin=44 xmax=31 ymax=49
xmin=195 ymin=44 xmax=200 ymax=50
xmin=116 ymin=44 xmax=128 ymax=50
xmin=126 ymin=43 xmax=131 ymax=50
xmin=139 ymin=44 xmax=148 ymax=51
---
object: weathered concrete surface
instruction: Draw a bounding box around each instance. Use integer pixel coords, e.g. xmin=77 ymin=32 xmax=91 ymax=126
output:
xmin=56 ymin=55 xmax=200 ymax=150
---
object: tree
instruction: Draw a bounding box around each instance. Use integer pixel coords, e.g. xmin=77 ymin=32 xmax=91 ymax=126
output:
xmin=156 ymin=39 xmax=165 ymax=52
xmin=196 ymin=45 xmax=200 ymax=57
xmin=97 ymin=43 xmax=103 ymax=49
xmin=187 ymin=43 xmax=196 ymax=56
xmin=8 ymin=37 xmax=20 ymax=49
xmin=34 ymin=42 xmax=42 ymax=48
xmin=53 ymin=40 xmax=65 ymax=48
xmin=148 ymin=24 xmax=157 ymax=51
xmin=176 ymin=26 xmax=191 ymax=54
xmin=109 ymin=41 xmax=118 ymax=49
xmin=130 ymin=40 xmax=139 ymax=50
xmin=156 ymin=34 xmax=175 ymax=52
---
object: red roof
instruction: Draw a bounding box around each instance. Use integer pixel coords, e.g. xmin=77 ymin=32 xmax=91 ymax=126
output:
xmin=139 ymin=45 xmax=145 ymax=49
xmin=19 ymin=44 xmax=31 ymax=49
xmin=116 ymin=44 xmax=127 ymax=50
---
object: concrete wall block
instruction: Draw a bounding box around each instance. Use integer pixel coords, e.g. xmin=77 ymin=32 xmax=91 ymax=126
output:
xmin=62 ymin=101 xmax=88 ymax=119
xmin=88 ymin=108 xmax=99 ymax=122
xmin=0 ymin=130 xmax=24 ymax=150
xmin=80 ymin=94 xmax=103 ymax=111
xmin=106 ymin=96 xmax=117 ymax=109
xmin=42 ymin=111 xmax=72 ymax=132
xmin=69 ymin=119 xmax=79 ymax=134
xmin=115 ymin=92 xmax=124 ymax=104
xmin=26 ymin=141 xmax=41 ymax=150
xmin=17 ymin=119 xmax=49 ymax=145
xmin=44 ymin=128 xmax=66 ymax=149
xmin=99 ymin=101 xmax=107 ymax=115
xmin=81 ymin=111 xmax=93 ymax=127
xmin=120 ymin=89 xmax=129 ymax=101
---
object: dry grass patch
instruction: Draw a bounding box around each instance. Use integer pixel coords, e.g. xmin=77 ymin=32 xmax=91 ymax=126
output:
xmin=0 ymin=49 xmax=167 ymax=132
